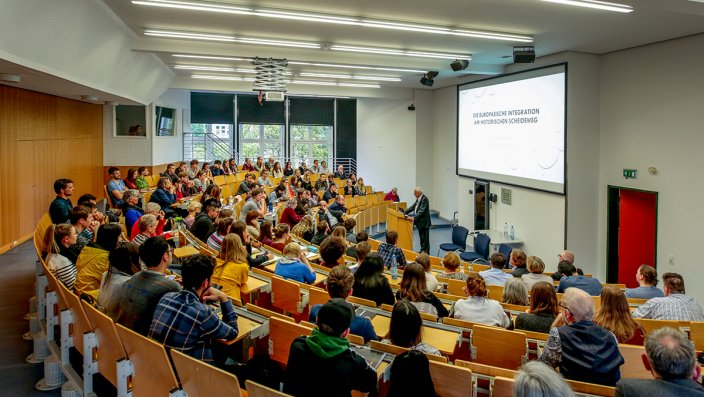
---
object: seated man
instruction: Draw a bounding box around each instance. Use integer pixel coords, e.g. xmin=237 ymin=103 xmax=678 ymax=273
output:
xmin=239 ymin=187 xmax=266 ymax=221
xmin=314 ymin=173 xmax=330 ymax=191
xmin=69 ymin=205 xmax=98 ymax=255
xmin=333 ymin=164 xmax=347 ymax=179
xmin=107 ymin=167 xmax=127 ymax=209
xmin=311 ymin=220 xmax=330 ymax=246
xmin=258 ymin=170 xmax=273 ymax=187
xmin=309 ymin=265 xmax=378 ymax=343
xmin=317 ymin=200 xmax=339 ymax=228
xmin=190 ymin=201 xmax=220 ymax=243
xmin=551 ymin=250 xmax=575 ymax=281
xmin=377 ymin=230 xmax=406 ymax=270
xmin=557 ymin=262 xmax=602 ymax=296
xmin=328 ymin=195 xmax=348 ymax=224
xmin=343 ymin=218 xmax=357 ymax=243
xmin=210 ymin=160 xmax=224 ymax=176
xmin=632 ymin=272 xmax=704 ymax=321
xmin=237 ymin=172 xmax=254 ymax=195
xmin=310 ymin=159 xmax=321 ymax=174
xmin=187 ymin=159 xmax=200 ymax=179
xmin=615 ymin=326 xmax=703 ymax=397
xmin=319 ymin=236 xmax=348 ymax=268
xmin=49 ymin=178 xmax=74 ymax=224
xmin=478 ymin=252 xmax=511 ymax=286
xmin=149 ymin=177 xmax=178 ymax=218
xmin=284 ymin=298 xmax=378 ymax=397
xmin=117 ymin=236 xmax=181 ymax=336
xmin=160 ymin=163 xmax=179 ymax=184
xmin=625 ymin=264 xmax=664 ymax=299
xmin=149 ymin=254 xmax=239 ymax=363
xmin=76 ymin=194 xmax=107 ymax=224
xmin=129 ymin=202 xmax=166 ymax=240
xmin=347 ymin=231 xmax=369 ymax=259
xmin=539 ymin=287 xmax=624 ymax=386
xmin=323 ymin=183 xmax=339 ymax=202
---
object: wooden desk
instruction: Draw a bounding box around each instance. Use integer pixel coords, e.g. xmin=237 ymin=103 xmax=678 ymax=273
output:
xmin=220 ymin=316 xmax=263 ymax=346
xmin=241 ymin=277 xmax=268 ymax=295
xmin=173 ymin=245 xmax=199 ymax=258
xmin=369 ymin=315 xmax=458 ymax=356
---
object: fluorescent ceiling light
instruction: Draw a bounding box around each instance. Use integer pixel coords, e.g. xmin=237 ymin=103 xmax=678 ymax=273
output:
xmin=145 ymin=29 xmax=319 ymax=48
xmin=299 ymin=72 xmax=401 ymax=82
xmin=191 ymin=74 xmax=254 ymax=81
xmin=174 ymin=65 xmax=236 ymax=71
xmin=132 ymin=0 xmax=252 ymax=14
xmin=237 ymin=37 xmax=319 ymax=49
xmin=338 ymin=82 xmax=382 ymax=88
xmin=330 ymin=45 xmax=470 ymax=60
xmin=540 ymin=0 xmax=633 ymax=13
xmin=173 ymin=54 xmax=249 ymax=61
xmin=134 ymin=0 xmax=532 ymax=42
xmin=289 ymin=80 xmax=381 ymax=88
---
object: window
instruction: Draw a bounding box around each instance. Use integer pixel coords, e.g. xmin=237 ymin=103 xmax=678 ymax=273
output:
xmin=290 ymin=125 xmax=333 ymax=164
xmin=187 ymin=123 xmax=233 ymax=161
xmin=238 ymin=124 xmax=284 ymax=160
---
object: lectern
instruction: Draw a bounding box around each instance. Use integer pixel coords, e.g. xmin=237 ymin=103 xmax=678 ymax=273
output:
xmin=386 ymin=208 xmax=413 ymax=251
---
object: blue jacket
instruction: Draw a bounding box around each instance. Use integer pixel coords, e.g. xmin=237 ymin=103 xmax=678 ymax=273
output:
xmin=274 ymin=258 xmax=316 ymax=284
xmin=149 ymin=188 xmax=176 ymax=209
xmin=558 ymin=275 xmax=602 ymax=296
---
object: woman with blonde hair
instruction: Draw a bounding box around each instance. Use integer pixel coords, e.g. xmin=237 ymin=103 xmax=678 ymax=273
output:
xmin=451 ymin=273 xmax=511 ymax=328
xmin=521 ymin=256 xmax=554 ymax=291
xmin=593 ymin=285 xmax=645 ymax=344
xmin=274 ymin=242 xmax=316 ymax=284
xmin=396 ymin=263 xmax=448 ymax=318
xmin=503 ymin=277 xmax=529 ymax=306
xmin=356 ymin=177 xmax=367 ymax=196
xmin=211 ymin=234 xmax=249 ymax=300
xmin=43 ymin=223 xmax=78 ymax=290
xmin=515 ymin=281 xmax=559 ymax=333
xmin=183 ymin=200 xmax=202 ymax=228
xmin=440 ymin=252 xmax=467 ymax=281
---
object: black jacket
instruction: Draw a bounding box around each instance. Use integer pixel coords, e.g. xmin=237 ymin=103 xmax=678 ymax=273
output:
xmin=404 ymin=194 xmax=431 ymax=229
xmin=189 ymin=212 xmax=215 ymax=243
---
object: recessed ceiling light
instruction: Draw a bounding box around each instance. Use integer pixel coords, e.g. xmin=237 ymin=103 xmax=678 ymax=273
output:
xmin=0 ymin=73 xmax=21 ymax=83
xmin=540 ymin=0 xmax=633 ymax=13
xmin=81 ymin=95 xmax=99 ymax=101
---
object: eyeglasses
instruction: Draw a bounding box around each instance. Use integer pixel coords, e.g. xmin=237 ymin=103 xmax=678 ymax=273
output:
xmin=558 ymin=302 xmax=573 ymax=316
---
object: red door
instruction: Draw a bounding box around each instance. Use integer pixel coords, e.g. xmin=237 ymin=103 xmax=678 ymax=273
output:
xmin=617 ymin=190 xmax=657 ymax=287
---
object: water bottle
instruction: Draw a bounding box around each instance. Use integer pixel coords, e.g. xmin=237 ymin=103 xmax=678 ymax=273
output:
xmin=510 ymin=225 xmax=515 ymax=240
xmin=391 ymin=254 xmax=398 ymax=280
xmin=503 ymin=222 xmax=508 ymax=238
xmin=268 ymin=201 xmax=273 ymax=212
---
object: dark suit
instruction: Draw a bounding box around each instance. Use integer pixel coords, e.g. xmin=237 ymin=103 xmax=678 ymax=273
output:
xmin=405 ymin=194 xmax=431 ymax=253
xmin=615 ymin=378 xmax=703 ymax=397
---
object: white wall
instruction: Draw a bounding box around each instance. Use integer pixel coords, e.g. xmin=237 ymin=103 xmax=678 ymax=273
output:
xmin=153 ymin=89 xmax=189 ymax=165
xmin=102 ymin=105 xmax=152 ymax=166
xmin=415 ymin=90 xmax=434 ymax=201
xmin=432 ymin=86 xmax=459 ymax=221
xmin=357 ymin=97 xmax=417 ymax=204
xmin=597 ymin=34 xmax=704 ymax=302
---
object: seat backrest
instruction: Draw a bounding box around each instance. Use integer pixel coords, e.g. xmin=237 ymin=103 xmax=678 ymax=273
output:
xmin=170 ymin=349 xmax=243 ymax=397
xmin=428 ymin=360 xmax=473 ymax=397
xmin=246 ymin=380 xmax=292 ymax=397
xmin=245 ymin=303 xmax=295 ymax=323
xmin=213 ymin=175 xmax=226 ymax=186
xmin=368 ymin=239 xmax=381 ymax=251
xmin=437 ymin=276 xmax=466 ymax=296
xmin=487 ymin=285 xmax=504 ymax=301
xmin=471 ymin=263 xmax=490 ymax=272
xmin=474 ymin=233 xmax=491 ymax=259
xmin=271 ymin=276 xmax=303 ymax=314
xmin=347 ymin=295 xmax=377 ymax=308
xmin=60 ymin=282 xmax=93 ymax=354
xmin=451 ymin=226 xmax=469 ymax=247
xmin=634 ymin=318 xmax=682 ymax=337
xmin=491 ymin=377 xmax=515 ymax=397
xmin=690 ymin=322 xmax=704 ymax=351
xmin=146 ymin=175 xmax=156 ymax=187
xmin=115 ymin=323 xmax=180 ymax=397
xmin=497 ymin=243 xmax=512 ymax=268
xmin=81 ymin=301 xmax=127 ymax=386
xmin=308 ymin=286 xmax=329 ymax=308
xmin=473 ymin=325 xmax=527 ymax=369
xmin=268 ymin=316 xmax=312 ymax=365
xmin=618 ymin=344 xmax=652 ymax=379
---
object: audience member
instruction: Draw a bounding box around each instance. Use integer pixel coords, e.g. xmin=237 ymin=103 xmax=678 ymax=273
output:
xmin=439 ymin=252 xmax=467 ymax=281
xmin=122 ymin=190 xmax=143 ymax=237
xmin=310 ymin=159 xmax=321 ymax=174
xmin=378 ymin=231 xmax=406 ymax=270
xmin=183 ymin=200 xmax=202 ymax=228
xmin=118 ymin=236 xmax=181 ymax=336
xmin=384 ymin=187 xmax=400 ymax=202
xmin=632 ymin=272 xmax=704 ymax=321
xmin=383 ymin=299 xmax=442 ymax=356
xmin=210 ymin=234 xmax=249 ymax=299
xmin=319 ymin=160 xmax=330 ymax=174
xmin=200 ymin=183 xmax=221 ymax=207
xmin=551 ymin=250 xmax=575 ymax=281
xmin=107 ymin=167 xmax=128 ymax=208
xmin=136 ymin=167 xmax=150 ymax=190
xmin=131 ymin=214 xmax=158 ymax=246
xmin=557 ymin=264 xmax=602 ymax=296
xmin=75 ymin=223 xmax=121 ymax=299
xmin=290 ymin=214 xmax=315 ymax=243
xmin=323 ymin=183 xmax=339 ymax=202
xmin=129 ymin=202 xmax=166 ymax=239
xmin=514 ymin=361 xmax=575 ymax=397
xmin=415 ymin=253 xmax=438 ymax=292
xmin=97 ymin=242 xmax=140 ymax=320
xmin=343 ymin=218 xmax=357 ymax=243
xmin=237 ymin=172 xmax=254 ymax=195
xmin=124 ymin=168 xmax=139 ymax=190
xmin=239 ymin=188 xmax=266 ymax=221
xmin=272 ymin=161 xmax=283 ymax=178
xmin=311 ymin=220 xmax=330 ymax=246
xmin=49 ymin=178 xmax=74 ymax=224
xmin=451 ymin=273 xmax=511 ymax=328
xmin=625 ymin=265 xmax=664 ymax=299
xmin=207 ymin=217 xmax=234 ymax=252
xmin=258 ymin=170 xmax=273 ymax=187
xmin=386 ymin=350 xmax=438 ymax=397
xmin=254 ymin=157 xmax=265 ymax=172
xmin=160 ymin=163 xmax=179 ymax=183
xmin=43 ymin=224 xmax=78 ymax=290
xmin=309 ymin=265 xmax=378 ymax=343
xmin=353 ymin=240 xmax=371 ymax=264
xmin=521 ymin=256 xmax=554 ymax=291
xmin=69 ymin=205 xmax=99 ymax=254
xmin=257 ymin=220 xmax=274 ymax=246
xmin=343 ymin=179 xmax=358 ymax=196
xmin=243 ymin=210 xmax=260 ymax=239
xmin=187 ymin=159 xmax=199 ymax=179
xmin=615 ymin=327 xmax=703 ymax=397
xmin=149 ymin=254 xmax=239 ymax=363
xmin=515 ymin=282 xmax=559 ymax=334
xmin=240 ymin=157 xmax=254 ymax=172
xmin=284 ymin=298 xmax=377 ymax=397
xmin=319 ymin=236 xmax=347 ymax=268
xmin=150 ymin=177 xmax=178 ymax=217
xmin=274 ymin=243 xmax=316 ymax=284
xmin=479 ymin=252 xmax=512 ymax=286
xmin=510 ymin=249 xmax=529 ymax=277
xmin=352 ymin=253 xmax=395 ymax=307
xmin=355 ymin=178 xmax=367 ymax=196
xmin=593 ymin=286 xmax=645 ymax=344
xmin=333 ymin=164 xmax=346 ymax=179
xmin=539 ymin=287 xmax=624 ymax=386
xmin=503 ymin=277 xmax=530 ymax=306
xmin=269 ymin=224 xmax=291 ymax=252
xmin=279 ymin=198 xmax=304 ymax=227
xmin=346 ymin=230 xmax=367 ymax=258
xmin=210 ymin=160 xmax=224 ymax=176
xmin=396 ymin=263 xmax=448 ymax=318
xmin=190 ymin=201 xmax=220 ymax=243
xmin=229 ymin=221 xmax=272 ymax=269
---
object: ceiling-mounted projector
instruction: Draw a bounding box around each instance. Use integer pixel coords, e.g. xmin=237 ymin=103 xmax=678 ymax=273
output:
xmin=265 ymin=92 xmax=286 ymax=102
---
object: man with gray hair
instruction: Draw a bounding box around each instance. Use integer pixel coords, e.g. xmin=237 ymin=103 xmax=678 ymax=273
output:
xmin=632 ymin=272 xmax=704 ymax=321
xmin=514 ymin=361 xmax=574 ymax=397
xmin=615 ymin=327 xmax=702 ymax=396
xmin=404 ymin=186 xmax=431 ymax=253
xmin=539 ymin=287 xmax=624 ymax=386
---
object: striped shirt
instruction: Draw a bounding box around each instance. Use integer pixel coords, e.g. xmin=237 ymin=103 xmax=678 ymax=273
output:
xmin=131 ymin=233 xmax=149 ymax=246
xmin=207 ymin=232 xmax=224 ymax=252
xmin=46 ymin=253 xmax=77 ymax=291
xmin=632 ymin=294 xmax=704 ymax=321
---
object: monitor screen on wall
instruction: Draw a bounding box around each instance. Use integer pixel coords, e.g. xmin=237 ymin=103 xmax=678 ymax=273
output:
xmin=457 ymin=64 xmax=566 ymax=194
xmin=155 ymin=106 xmax=176 ymax=136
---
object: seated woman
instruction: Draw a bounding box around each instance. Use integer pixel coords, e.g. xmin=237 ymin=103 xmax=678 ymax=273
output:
xmin=396 ymin=263 xmax=449 ymax=318
xmin=269 ymin=223 xmax=291 ymax=252
xmin=124 ymin=168 xmax=139 ymax=190
xmin=97 ymin=242 xmax=140 ymax=320
xmin=193 ymin=170 xmax=209 ymax=193
xmin=207 ymin=217 xmax=234 ymax=252
xmin=503 ymin=277 xmax=530 ymax=306
xmin=416 ymin=253 xmax=439 ymax=292
xmin=135 ymin=167 xmax=150 ymax=190
xmin=283 ymin=161 xmax=294 ymax=177
xmin=300 ymin=171 xmax=313 ymax=191
xmin=211 ymin=234 xmax=250 ymax=300
xmin=272 ymin=161 xmax=284 ymax=178
xmin=200 ymin=183 xmax=221 ymax=207
xmin=356 ymin=177 xmax=367 ymax=196
xmin=593 ymin=285 xmax=645 ymax=345
xmin=319 ymin=236 xmax=347 ymax=268
xmin=257 ymin=220 xmax=275 ymax=247
xmin=131 ymin=214 xmax=158 ymax=246
xmin=75 ymin=223 xmax=122 ymax=300
xmin=290 ymin=214 xmax=315 ymax=243
xmin=439 ymin=252 xmax=467 ymax=281
xmin=386 ymin=350 xmax=437 ymax=397
xmin=450 ymin=273 xmax=511 ymax=328
xmin=514 ymin=281 xmax=559 ymax=334
xmin=43 ymin=223 xmax=78 ymax=290
xmin=229 ymin=220 xmax=272 ymax=269
xmin=244 ymin=210 xmax=260 ymax=240
xmin=183 ymin=200 xmax=202 ymax=228
xmin=353 ymin=253 xmax=395 ymax=307
xmin=510 ymin=248 xmax=529 ymax=277
xmin=382 ymin=299 xmax=442 ymax=356
xmin=279 ymin=198 xmax=304 ymax=228
xmin=274 ymin=242 xmax=316 ymax=284
xmin=521 ymin=256 xmax=554 ymax=291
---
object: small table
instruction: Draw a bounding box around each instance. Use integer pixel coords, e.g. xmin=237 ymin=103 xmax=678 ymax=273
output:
xmin=173 ymin=245 xmax=199 ymax=259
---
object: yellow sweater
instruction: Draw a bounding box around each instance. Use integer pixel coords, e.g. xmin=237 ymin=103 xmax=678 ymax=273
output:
xmin=211 ymin=258 xmax=249 ymax=302
xmin=74 ymin=245 xmax=109 ymax=299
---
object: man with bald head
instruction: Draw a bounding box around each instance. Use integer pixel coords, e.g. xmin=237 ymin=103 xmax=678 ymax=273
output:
xmin=539 ymin=287 xmax=624 ymax=386
xmin=404 ymin=186 xmax=431 ymax=253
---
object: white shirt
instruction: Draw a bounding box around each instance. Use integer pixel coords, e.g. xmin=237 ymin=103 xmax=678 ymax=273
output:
xmin=425 ymin=271 xmax=439 ymax=292
xmin=450 ymin=296 xmax=511 ymax=328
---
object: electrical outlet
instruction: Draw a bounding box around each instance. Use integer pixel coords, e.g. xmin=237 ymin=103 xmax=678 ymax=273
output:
xmin=668 ymin=254 xmax=675 ymax=266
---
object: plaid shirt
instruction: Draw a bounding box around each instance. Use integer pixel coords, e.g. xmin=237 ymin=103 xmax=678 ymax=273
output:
xmin=149 ymin=290 xmax=239 ymax=363
xmin=377 ymin=243 xmax=406 ymax=269
xmin=631 ymin=293 xmax=704 ymax=321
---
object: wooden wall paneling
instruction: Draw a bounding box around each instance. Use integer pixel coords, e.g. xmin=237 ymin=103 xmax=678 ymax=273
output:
xmin=17 ymin=140 xmax=37 ymax=238
xmin=16 ymin=89 xmax=56 ymax=141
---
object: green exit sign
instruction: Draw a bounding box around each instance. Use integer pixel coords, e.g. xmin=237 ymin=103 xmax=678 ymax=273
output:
xmin=623 ymin=169 xmax=637 ymax=179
